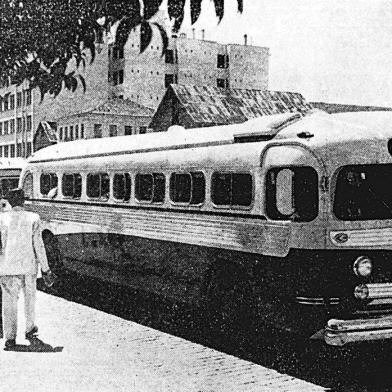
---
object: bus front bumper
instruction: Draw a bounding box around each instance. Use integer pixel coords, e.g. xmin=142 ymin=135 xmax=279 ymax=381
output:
xmin=325 ymin=316 xmax=392 ymax=346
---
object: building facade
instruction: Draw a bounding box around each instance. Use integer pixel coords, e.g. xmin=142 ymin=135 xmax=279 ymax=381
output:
xmin=0 ymin=27 xmax=269 ymax=157
xmin=109 ymin=29 xmax=270 ymax=111
xmin=56 ymin=98 xmax=153 ymax=144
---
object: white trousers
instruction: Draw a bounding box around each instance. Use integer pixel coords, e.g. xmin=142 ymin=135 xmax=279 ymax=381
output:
xmin=0 ymin=275 xmax=37 ymax=340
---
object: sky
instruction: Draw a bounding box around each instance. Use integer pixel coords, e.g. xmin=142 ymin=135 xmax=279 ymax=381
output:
xmin=172 ymin=0 xmax=392 ymax=107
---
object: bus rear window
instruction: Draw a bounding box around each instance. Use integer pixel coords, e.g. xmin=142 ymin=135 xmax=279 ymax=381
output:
xmin=334 ymin=164 xmax=392 ymax=220
xmin=211 ymin=173 xmax=252 ymax=207
xmin=266 ymin=167 xmax=318 ymax=222
xmin=0 ymin=178 xmax=19 ymax=198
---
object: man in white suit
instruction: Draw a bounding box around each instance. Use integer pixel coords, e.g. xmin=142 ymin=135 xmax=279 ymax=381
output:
xmin=0 ymin=188 xmax=55 ymax=350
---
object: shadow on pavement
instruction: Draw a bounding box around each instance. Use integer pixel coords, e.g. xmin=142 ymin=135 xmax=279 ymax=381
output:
xmin=5 ymin=337 xmax=63 ymax=353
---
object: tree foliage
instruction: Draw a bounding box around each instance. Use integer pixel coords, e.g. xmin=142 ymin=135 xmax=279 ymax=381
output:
xmin=0 ymin=0 xmax=243 ymax=99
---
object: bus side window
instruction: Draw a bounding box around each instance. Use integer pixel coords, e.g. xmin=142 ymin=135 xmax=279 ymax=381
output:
xmin=22 ymin=172 xmax=33 ymax=199
xmin=135 ymin=173 xmax=165 ymax=203
xmin=40 ymin=173 xmax=58 ymax=196
xmin=266 ymin=166 xmax=318 ymax=222
xmin=211 ymin=172 xmax=252 ymax=207
xmin=113 ymin=173 xmax=131 ymax=202
xmin=62 ymin=173 xmax=82 ymax=199
xmin=87 ymin=173 xmax=109 ymax=200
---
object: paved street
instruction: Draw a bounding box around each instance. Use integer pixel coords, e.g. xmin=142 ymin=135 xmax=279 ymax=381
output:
xmin=1 ymin=291 xmax=326 ymax=392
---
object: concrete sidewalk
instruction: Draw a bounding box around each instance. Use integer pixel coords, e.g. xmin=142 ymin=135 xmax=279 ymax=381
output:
xmin=1 ymin=292 xmax=327 ymax=392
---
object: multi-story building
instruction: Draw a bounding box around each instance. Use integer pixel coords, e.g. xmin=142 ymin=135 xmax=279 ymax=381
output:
xmin=0 ymin=26 xmax=269 ymax=157
xmin=109 ymin=29 xmax=269 ymax=110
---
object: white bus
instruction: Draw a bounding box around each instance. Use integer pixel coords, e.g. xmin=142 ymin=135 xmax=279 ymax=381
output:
xmin=20 ymin=110 xmax=392 ymax=346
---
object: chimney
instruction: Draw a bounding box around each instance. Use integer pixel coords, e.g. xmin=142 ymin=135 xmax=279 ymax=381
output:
xmin=201 ymin=29 xmax=205 ymax=40
xmin=192 ymin=28 xmax=195 ymax=39
xmin=244 ymin=34 xmax=248 ymax=46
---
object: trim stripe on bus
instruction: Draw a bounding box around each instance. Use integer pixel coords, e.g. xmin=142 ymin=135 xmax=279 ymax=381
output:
xmin=27 ymin=198 xmax=267 ymax=221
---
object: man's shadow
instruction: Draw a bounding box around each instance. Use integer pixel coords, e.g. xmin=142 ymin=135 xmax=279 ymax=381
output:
xmin=6 ymin=337 xmax=63 ymax=353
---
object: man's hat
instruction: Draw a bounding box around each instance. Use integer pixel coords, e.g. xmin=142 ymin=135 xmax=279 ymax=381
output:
xmin=6 ymin=188 xmax=25 ymax=207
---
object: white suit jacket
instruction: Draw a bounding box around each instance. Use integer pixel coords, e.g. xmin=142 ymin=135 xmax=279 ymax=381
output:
xmin=0 ymin=206 xmax=50 ymax=275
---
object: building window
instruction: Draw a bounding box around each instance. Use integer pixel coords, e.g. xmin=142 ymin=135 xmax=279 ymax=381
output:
xmin=170 ymin=172 xmax=205 ymax=205
xmin=81 ymin=124 xmax=84 ymax=139
xmin=135 ymin=173 xmax=165 ymax=203
xmin=211 ymin=172 xmax=253 ymax=207
xmin=17 ymin=143 xmax=22 ymax=157
xmin=17 ymin=118 xmax=22 ymax=133
xmin=10 ymin=119 xmax=14 ymax=134
xmin=10 ymin=94 xmax=15 ymax=110
xmin=75 ymin=124 xmax=79 ymax=139
xmin=112 ymin=46 xmax=124 ymax=59
xmin=4 ymin=121 xmax=8 ymax=135
xmin=217 ymin=54 xmax=229 ymax=68
xmin=59 ymin=127 xmax=63 ymax=140
xmin=64 ymin=126 xmax=68 ymax=140
xmin=109 ymin=124 xmax=117 ymax=137
xmin=87 ymin=173 xmax=110 ymax=200
xmin=0 ymin=146 xmax=2 ymax=157
xmin=62 ymin=173 xmax=82 ymax=199
xmin=164 ymin=74 xmax=177 ymax=88
xmin=70 ymin=125 xmax=74 ymax=141
xmin=124 ymin=126 xmax=132 ymax=135
xmin=139 ymin=126 xmax=147 ymax=134
xmin=40 ymin=173 xmax=58 ymax=196
xmin=0 ymin=123 xmax=2 ymax=135
xmin=217 ymin=78 xmax=229 ymax=88
xmin=26 ymin=115 xmax=31 ymax=132
xmin=165 ymin=49 xmax=175 ymax=64
xmin=4 ymin=95 xmax=9 ymax=111
xmin=26 ymin=142 xmax=32 ymax=157
xmin=113 ymin=70 xmax=124 ymax=85
xmin=113 ymin=173 xmax=131 ymax=201
xmin=4 ymin=145 xmax=8 ymax=157
xmin=93 ymin=124 xmax=102 ymax=138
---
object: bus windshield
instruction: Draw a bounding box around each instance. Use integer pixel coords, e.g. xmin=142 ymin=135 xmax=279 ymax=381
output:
xmin=334 ymin=164 xmax=392 ymax=220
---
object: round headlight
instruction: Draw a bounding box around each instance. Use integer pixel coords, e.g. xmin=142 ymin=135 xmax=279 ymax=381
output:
xmin=353 ymin=256 xmax=373 ymax=277
xmin=354 ymin=284 xmax=369 ymax=300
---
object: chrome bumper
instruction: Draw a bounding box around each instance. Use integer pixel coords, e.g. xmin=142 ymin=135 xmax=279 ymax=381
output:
xmin=323 ymin=283 xmax=392 ymax=346
xmin=325 ymin=316 xmax=392 ymax=346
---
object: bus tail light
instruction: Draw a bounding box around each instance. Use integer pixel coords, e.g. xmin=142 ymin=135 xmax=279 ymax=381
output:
xmin=354 ymin=284 xmax=369 ymax=300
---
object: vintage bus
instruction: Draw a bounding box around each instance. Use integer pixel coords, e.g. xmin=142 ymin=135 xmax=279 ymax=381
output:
xmin=0 ymin=158 xmax=26 ymax=210
xmin=20 ymin=110 xmax=392 ymax=346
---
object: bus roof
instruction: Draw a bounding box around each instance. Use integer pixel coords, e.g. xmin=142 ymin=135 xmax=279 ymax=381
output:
xmin=28 ymin=110 xmax=392 ymax=164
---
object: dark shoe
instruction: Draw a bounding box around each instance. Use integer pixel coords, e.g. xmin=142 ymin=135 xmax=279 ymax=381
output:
xmin=4 ymin=339 xmax=16 ymax=350
xmin=25 ymin=326 xmax=38 ymax=339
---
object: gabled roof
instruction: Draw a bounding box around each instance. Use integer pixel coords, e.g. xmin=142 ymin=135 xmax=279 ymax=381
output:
xmin=36 ymin=121 xmax=57 ymax=142
xmin=91 ymin=98 xmax=154 ymax=116
xmin=168 ymin=84 xmax=313 ymax=125
xmin=59 ymin=98 xmax=154 ymax=120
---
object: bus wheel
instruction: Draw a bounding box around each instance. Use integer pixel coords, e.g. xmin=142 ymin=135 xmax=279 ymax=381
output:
xmin=205 ymin=259 xmax=252 ymax=335
xmin=42 ymin=230 xmax=63 ymax=275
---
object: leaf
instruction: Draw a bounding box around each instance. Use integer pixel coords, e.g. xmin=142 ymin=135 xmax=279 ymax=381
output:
xmin=115 ymin=14 xmax=142 ymax=49
xmin=190 ymin=0 xmax=203 ymax=25
xmin=77 ymin=74 xmax=86 ymax=93
xmin=213 ymin=0 xmax=224 ymax=22
xmin=140 ymin=21 xmax=152 ymax=53
xmin=167 ymin=0 xmax=185 ymax=32
xmin=152 ymin=22 xmax=168 ymax=56
xmin=144 ymin=0 xmax=163 ymax=20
